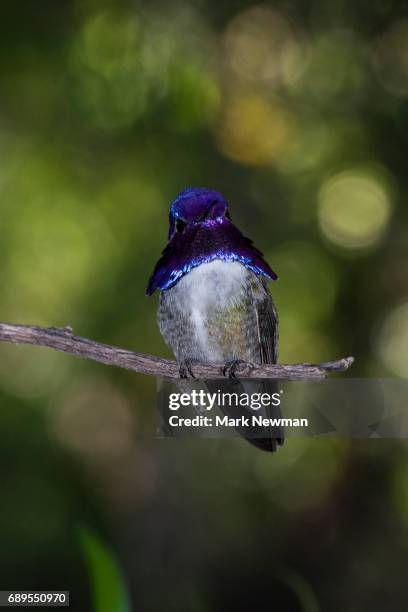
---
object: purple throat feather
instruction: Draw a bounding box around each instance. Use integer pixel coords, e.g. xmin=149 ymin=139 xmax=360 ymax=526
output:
xmin=146 ymin=216 xmax=277 ymax=296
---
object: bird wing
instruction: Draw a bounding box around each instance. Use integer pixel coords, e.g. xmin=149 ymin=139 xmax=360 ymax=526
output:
xmin=255 ymin=278 xmax=279 ymax=365
xmin=246 ymin=276 xmax=283 ymax=450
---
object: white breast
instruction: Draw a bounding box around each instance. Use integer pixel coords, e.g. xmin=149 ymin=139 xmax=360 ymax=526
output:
xmin=168 ymin=260 xmax=249 ymax=361
xmin=179 ymin=259 xmax=248 ymax=307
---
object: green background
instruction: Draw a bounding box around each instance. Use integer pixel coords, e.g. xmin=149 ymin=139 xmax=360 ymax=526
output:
xmin=0 ymin=0 xmax=407 ymax=610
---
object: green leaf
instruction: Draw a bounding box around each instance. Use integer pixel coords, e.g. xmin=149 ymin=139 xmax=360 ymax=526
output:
xmin=79 ymin=527 xmax=131 ymax=612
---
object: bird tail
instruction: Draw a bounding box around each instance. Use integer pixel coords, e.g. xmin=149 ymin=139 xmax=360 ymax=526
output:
xmin=206 ymin=378 xmax=284 ymax=453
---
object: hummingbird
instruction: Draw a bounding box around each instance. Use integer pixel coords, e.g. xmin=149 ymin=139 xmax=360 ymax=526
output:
xmin=146 ymin=187 xmax=283 ymax=452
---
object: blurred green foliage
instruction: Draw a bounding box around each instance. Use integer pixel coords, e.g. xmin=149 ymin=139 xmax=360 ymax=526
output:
xmin=0 ymin=0 xmax=408 ymax=610
xmin=80 ymin=527 xmax=131 ymax=612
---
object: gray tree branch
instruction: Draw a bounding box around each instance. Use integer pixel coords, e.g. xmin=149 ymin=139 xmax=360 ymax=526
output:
xmin=0 ymin=323 xmax=354 ymax=381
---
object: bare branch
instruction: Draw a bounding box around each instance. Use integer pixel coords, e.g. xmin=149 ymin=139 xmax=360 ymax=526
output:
xmin=0 ymin=323 xmax=354 ymax=381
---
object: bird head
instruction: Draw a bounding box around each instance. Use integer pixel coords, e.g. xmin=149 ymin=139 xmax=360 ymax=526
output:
xmin=168 ymin=187 xmax=229 ymax=240
xmin=146 ymin=186 xmax=277 ymax=295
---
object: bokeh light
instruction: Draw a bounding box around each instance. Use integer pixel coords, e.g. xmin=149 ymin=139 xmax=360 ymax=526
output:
xmin=373 ymin=20 xmax=408 ymax=97
xmin=223 ymin=6 xmax=307 ymax=86
xmin=215 ymin=94 xmax=294 ymax=165
xmin=318 ymin=168 xmax=393 ymax=251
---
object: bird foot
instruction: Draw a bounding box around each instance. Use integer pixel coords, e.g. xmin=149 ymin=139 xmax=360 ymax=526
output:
xmin=179 ymin=358 xmax=200 ymax=379
xmin=222 ymin=359 xmax=247 ymax=380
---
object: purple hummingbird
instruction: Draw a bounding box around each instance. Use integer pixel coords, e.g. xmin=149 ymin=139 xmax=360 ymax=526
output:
xmin=147 ymin=187 xmax=283 ymax=452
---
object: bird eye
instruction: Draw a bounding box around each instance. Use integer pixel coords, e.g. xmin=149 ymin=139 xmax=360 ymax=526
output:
xmin=175 ymin=218 xmax=186 ymax=233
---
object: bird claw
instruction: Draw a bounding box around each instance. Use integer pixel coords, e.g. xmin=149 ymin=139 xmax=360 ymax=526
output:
xmin=179 ymin=358 xmax=199 ymax=379
xmin=223 ymin=359 xmax=246 ymax=380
